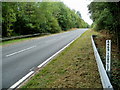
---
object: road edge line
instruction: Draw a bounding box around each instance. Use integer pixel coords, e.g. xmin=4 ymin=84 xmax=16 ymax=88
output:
xmin=9 ymin=29 xmax=87 ymax=89
xmin=9 ymin=71 xmax=34 ymax=89
xmin=37 ymin=31 xmax=85 ymax=68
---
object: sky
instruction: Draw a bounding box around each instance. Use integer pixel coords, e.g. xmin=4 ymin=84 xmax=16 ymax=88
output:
xmin=61 ymin=0 xmax=93 ymax=25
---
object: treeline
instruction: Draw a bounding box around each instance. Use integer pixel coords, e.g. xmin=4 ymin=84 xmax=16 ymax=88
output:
xmin=2 ymin=2 xmax=89 ymax=37
xmin=88 ymin=2 xmax=120 ymax=50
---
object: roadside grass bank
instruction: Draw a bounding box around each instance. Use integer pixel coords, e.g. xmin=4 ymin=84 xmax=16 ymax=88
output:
xmin=21 ymin=30 xmax=102 ymax=88
xmin=0 ymin=37 xmax=32 ymax=46
xmin=94 ymin=30 xmax=120 ymax=89
xmin=1 ymin=28 xmax=78 ymax=46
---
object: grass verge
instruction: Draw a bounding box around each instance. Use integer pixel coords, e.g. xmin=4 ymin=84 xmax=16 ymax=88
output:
xmin=21 ymin=30 xmax=102 ymax=88
xmin=94 ymin=30 xmax=120 ymax=89
xmin=1 ymin=28 xmax=78 ymax=46
xmin=1 ymin=37 xmax=32 ymax=46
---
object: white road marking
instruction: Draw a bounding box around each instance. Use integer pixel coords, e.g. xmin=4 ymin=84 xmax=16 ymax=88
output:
xmin=29 ymin=67 xmax=35 ymax=71
xmin=6 ymin=46 xmax=36 ymax=57
xmin=9 ymin=29 xmax=88 ymax=89
xmin=9 ymin=71 xmax=34 ymax=89
xmin=37 ymin=33 xmax=83 ymax=68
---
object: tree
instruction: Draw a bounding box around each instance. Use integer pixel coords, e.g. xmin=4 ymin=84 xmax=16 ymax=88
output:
xmin=2 ymin=2 xmax=88 ymax=37
xmin=2 ymin=2 xmax=16 ymax=37
xmin=76 ymin=11 xmax=81 ymax=18
xmin=88 ymin=2 xmax=120 ymax=50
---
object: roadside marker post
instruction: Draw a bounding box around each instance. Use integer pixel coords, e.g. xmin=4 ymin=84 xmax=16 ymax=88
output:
xmin=91 ymin=36 xmax=113 ymax=89
xmin=106 ymin=40 xmax=111 ymax=78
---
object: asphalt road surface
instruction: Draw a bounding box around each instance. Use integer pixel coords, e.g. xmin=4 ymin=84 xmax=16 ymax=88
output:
xmin=2 ymin=29 xmax=88 ymax=88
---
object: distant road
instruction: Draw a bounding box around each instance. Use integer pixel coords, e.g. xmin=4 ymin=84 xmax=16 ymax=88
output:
xmin=2 ymin=28 xmax=88 ymax=88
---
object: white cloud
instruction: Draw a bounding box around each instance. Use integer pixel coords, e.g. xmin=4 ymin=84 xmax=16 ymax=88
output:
xmin=61 ymin=0 xmax=93 ymax=25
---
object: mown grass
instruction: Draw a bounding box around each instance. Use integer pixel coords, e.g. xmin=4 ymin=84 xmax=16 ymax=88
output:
xmin=0 ymin=38 xmax=32 ymax=46
xmin=1 ymin=28 xmax=78 ymax=46
xmin=21 ymin=29 xmax=102 ymax=88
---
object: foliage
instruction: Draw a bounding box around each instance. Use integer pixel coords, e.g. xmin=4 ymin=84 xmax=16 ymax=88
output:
xmin=88 ymin=2 xmax=120 ymax=49
xmin=2 ymin=2 xmax=88 ymax=37
xmin=88 ymin=2 xmax=120 ymax=88
xmin=2 ymin=3 xmax=16 ymax=37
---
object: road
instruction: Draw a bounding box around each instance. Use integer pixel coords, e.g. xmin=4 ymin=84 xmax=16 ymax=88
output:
xmin=2 ymin=29 xmax=88 ymax=88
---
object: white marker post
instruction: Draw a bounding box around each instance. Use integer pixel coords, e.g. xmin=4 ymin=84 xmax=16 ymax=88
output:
xmin=106 ymin=40 xmax=111 ymax=78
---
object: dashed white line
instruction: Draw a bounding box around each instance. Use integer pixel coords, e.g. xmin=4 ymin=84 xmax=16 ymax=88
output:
xmin=6 ymin=45 xmax=36 ymax=57
xmin=8 ymin=29 xmax=88 ymax=89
